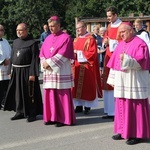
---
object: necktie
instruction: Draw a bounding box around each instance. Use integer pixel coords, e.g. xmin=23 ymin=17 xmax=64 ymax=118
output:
xmin=0 ymin=39 xmax=3 ymax=41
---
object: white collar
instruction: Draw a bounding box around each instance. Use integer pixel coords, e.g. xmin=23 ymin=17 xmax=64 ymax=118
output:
xmin=111 ymin=18 xmax=122 ymax=27
xmin=79 ymin=32 xmax=90 ymax=37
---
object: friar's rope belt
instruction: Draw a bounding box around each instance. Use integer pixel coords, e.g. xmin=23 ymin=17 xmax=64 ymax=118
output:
xmin=28 ymin=81 xmax=34 ymax=103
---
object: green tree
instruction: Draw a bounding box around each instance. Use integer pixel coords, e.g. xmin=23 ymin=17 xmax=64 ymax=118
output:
xmin=0 ymin=0 xmax=150 ymax=39
xmin=0 ymin=0 xmax=73 ymax=39
xmin=1 ymin=0 xmax=53 ymax=39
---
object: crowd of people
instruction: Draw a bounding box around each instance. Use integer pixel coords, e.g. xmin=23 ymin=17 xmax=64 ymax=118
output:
xmin=0 ymin=5 xmax=150 ymax=145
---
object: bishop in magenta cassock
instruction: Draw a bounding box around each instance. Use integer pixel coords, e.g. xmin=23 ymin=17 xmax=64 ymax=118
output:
xmin=39 ymin=16 xmax=76 ymax=127
xmin=107 ymin=22 xmax=150 ymax=145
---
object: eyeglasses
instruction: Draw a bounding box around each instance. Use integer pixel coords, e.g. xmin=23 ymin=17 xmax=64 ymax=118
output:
xmin=49 ymin=24 xmax=57 ymax=28
xmin=76 ymin=26 xmax=84 ymax=30
xmin=16 ymin=29 xmax=25 ymax=31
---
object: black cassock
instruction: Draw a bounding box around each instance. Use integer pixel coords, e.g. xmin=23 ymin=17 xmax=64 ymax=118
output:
xmin=4 ymin=36 xmax=43 ymax=117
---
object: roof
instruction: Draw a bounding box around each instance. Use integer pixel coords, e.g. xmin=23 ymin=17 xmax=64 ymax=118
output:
xmin=80 ymin=16 xmax=150 ymax=23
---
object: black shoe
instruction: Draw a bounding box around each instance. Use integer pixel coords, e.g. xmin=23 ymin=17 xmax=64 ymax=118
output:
xmin=75 ymin=106 xmax=83 ymax=113
xmin=27 ymin=117 xmax=36 ymax=122
xmin=126 ymin=138 xmax=141 ymax=145
xmin=44 ymin=121 xmax=57 ymax=125
xmin=84 ymin=107 xmax=91 ymax=114
xmin=112 ymin=134 xmax=123 ymax=140
xmin=102 ymin=115 xmax=114 ymax=119
xmin=55 ymin=123 xmax=64 ymax=127
xmin=0 ymin=104 xmax=4 ymax=110
xmin=11 ymin=113 xmax=24 ymax=120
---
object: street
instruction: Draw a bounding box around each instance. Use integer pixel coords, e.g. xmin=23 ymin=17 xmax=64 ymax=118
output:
xmin=0 ymin=77 xmax=150 ymax=150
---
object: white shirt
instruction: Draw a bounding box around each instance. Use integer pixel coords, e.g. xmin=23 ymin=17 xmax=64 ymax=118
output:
xmin=0 ymin=38 xmax=11 ymax=80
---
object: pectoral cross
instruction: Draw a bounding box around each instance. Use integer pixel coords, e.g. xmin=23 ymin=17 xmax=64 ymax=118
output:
xmin=50 ymin=47 xmax=54 ymax=53
xmin=17 ymin=51 xmax=20 ymax=57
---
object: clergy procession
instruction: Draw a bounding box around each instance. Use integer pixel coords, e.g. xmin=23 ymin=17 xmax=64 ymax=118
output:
xmin=1 ymin=5 xmax=150 ymax=147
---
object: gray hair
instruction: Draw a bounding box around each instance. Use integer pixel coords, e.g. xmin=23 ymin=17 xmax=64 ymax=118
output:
xmin=47 ymin=18 xmax=60 ymax=24
xmin=100 ymin=27 xmax=106 ymax=31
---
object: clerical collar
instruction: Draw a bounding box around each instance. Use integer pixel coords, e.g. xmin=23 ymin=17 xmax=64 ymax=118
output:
xmin=136 ymin=28 xmax=144 ymax=32
xmin=52 ymin=30 xmax=62 ymax=36
xmin=0 ymin=38 xmax=3 ymax=41
xmin=111 ymin=19 xmax=122 ymax=27
xmin=125 ymin=35 xmax=135 ymax=43
xmin=93 ymin=33 xmax=98 ymax=37
xmin=79 ymin=32 xmax=90 ymax=37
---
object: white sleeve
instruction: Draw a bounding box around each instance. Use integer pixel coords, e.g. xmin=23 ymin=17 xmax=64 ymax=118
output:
xmin=107 ymin=68 xmax=115 ymax=86
xmin=137 ymin=32 xmax=150 ymax=54
xmin=121 ymin=53 xmax=141 ymax=70
xmin=46 ymin=54 xmax=68 ymax=73
xmin=40 ymin=57 xmax=46 ymax=72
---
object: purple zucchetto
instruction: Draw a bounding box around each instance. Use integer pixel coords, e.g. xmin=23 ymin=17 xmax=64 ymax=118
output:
xmin=121 ymin=22 xmax=133 ymax=28
xmin=49 ymin=16 xmax=60 ymax=21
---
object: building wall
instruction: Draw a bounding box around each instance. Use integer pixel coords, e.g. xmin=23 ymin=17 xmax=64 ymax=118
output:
xmin=76 ymin=16 xmax=150 ymax=33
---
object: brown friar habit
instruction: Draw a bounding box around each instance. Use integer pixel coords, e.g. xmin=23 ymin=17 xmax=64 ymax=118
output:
xmin=4 ymin=36 xmax=43 ymax=117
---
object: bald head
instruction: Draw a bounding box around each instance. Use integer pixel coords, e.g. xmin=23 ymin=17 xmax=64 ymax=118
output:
xmin=118 ymin=22 xmax=134 ymax=42
xmin=0 ymin=24 xmax=5 ymax=38
xmin=16 ymin=23 xmax=28 ymax=39
xmin=18 ymin=23 xmax=27 ymax=30
xmin=0 ymin=24 xmax=4 ymax=30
